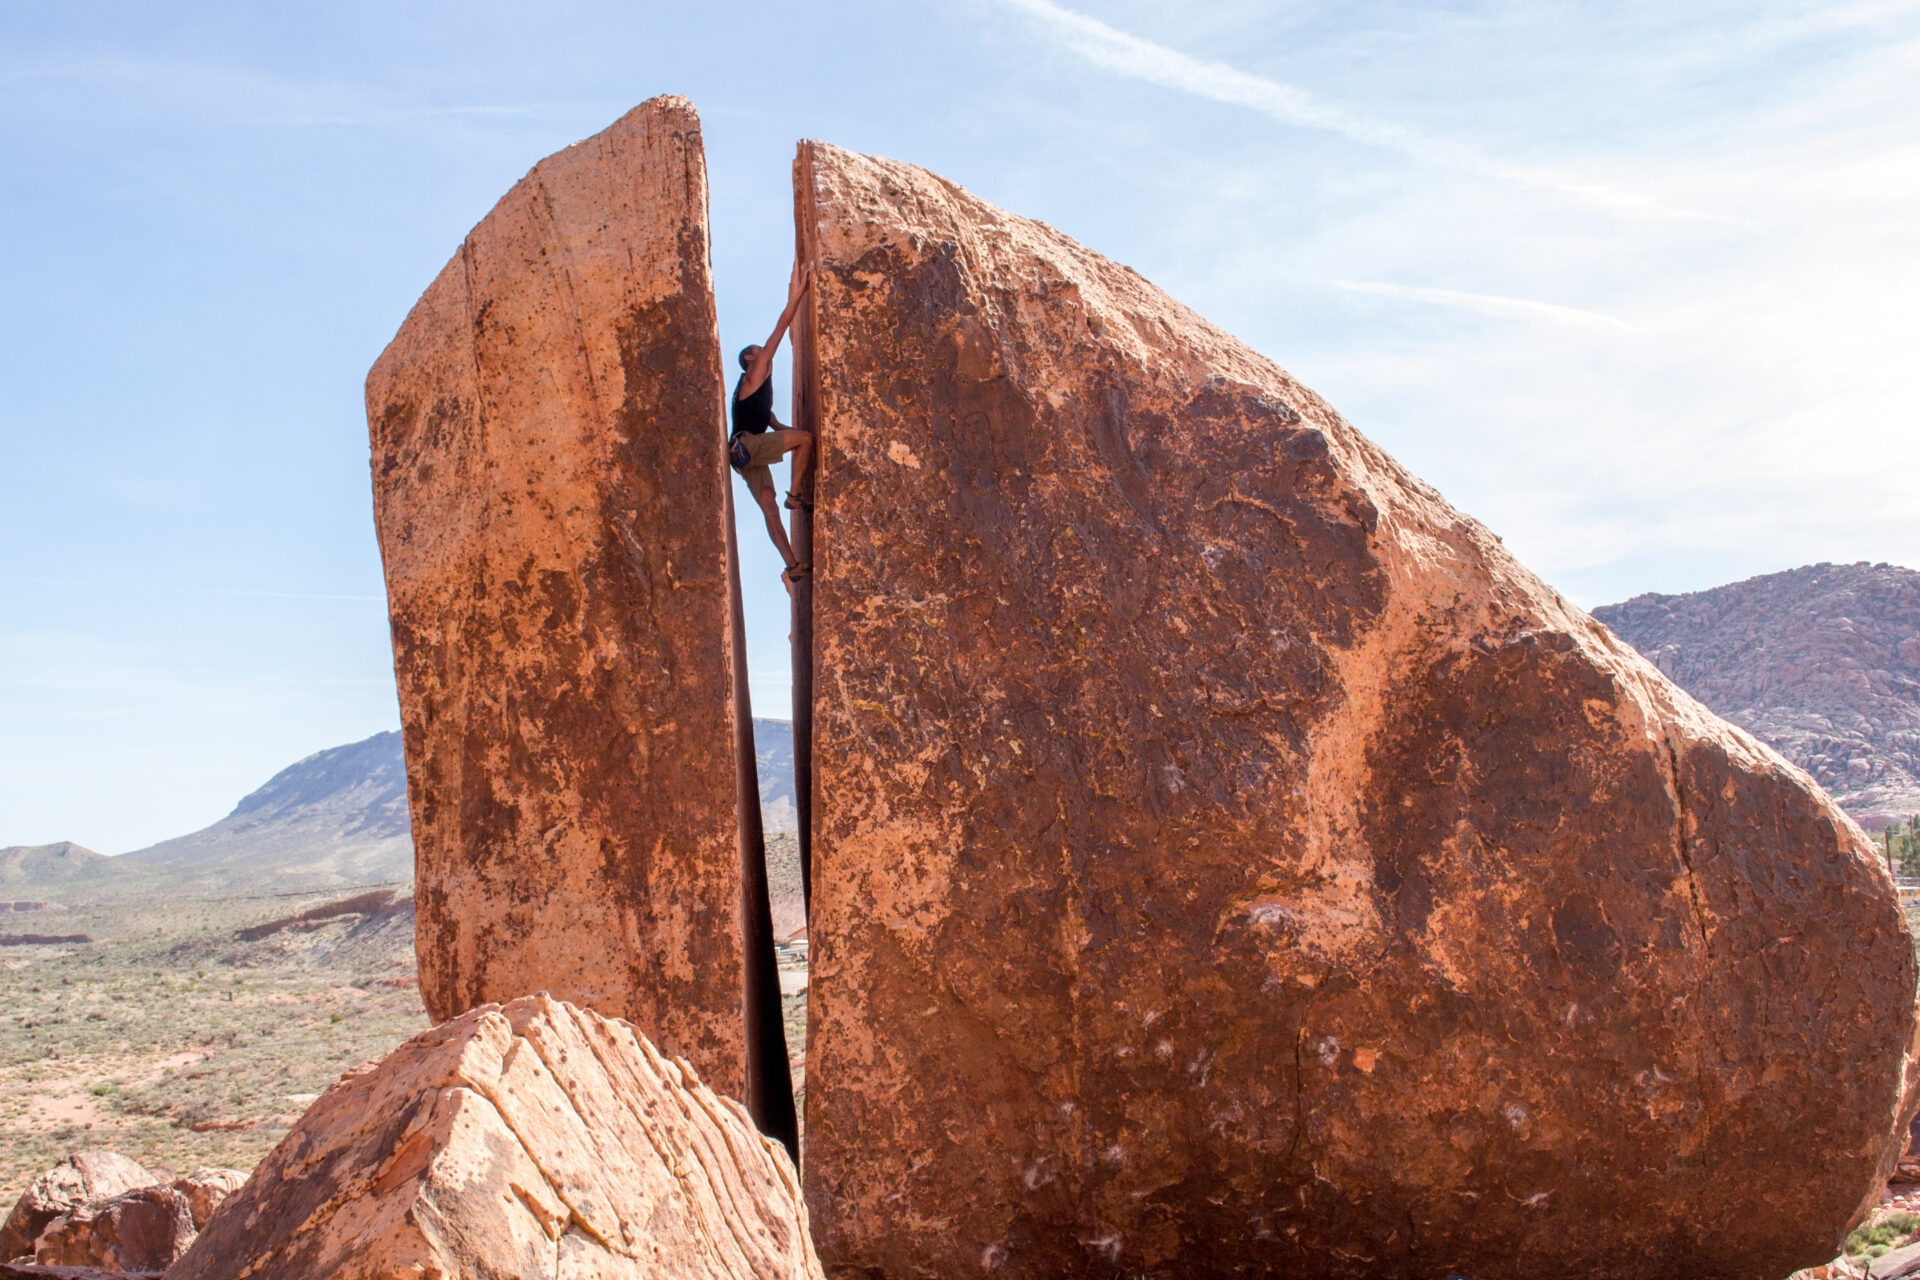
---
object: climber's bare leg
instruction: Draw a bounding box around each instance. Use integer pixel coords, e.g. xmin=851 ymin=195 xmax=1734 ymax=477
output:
xmin=754 ymin=485 xmax=796 ymax=569
xmin=787 ymin=430 xmax=814 ymax=500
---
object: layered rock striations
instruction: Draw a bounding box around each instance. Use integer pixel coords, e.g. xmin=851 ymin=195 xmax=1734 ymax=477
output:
xmin=1596 ymin=562 xmax=1920 ymax=826
xmin=794 ymin=142 xmax=1920 ymax=1280
xmin=366 ymin=99 xmax=752 ymax=1092
xmin=166 ymin=995 xmax=822 ymax=1280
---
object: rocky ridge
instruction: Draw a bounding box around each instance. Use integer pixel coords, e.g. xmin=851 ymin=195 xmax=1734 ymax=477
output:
xmin=118 ymin=733 xmax=411 ymax=893
xmin=5 ymin=720 xmax=796 ymax=905
xmin=0 ymin=845 xmax=154 ymax=907
xmin=1595 ymin=562 xmax=1920 ymax=826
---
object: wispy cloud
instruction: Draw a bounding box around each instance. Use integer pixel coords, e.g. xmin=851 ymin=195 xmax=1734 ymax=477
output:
xmin=1332 ymin=280 xmax=1635 ymax=332
xmin=997 ymin=0 xmax=1737 ymax=223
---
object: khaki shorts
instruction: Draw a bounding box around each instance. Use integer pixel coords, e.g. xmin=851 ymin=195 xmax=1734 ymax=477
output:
xmin=733 ymin=431 xmax=787 ymax=503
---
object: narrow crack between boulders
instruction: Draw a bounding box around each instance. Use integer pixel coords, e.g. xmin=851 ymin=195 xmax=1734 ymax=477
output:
xmin=729 ymin=392 xmax=798 ymax=1161
xmin=791 ymin=141 xmax=821 ymax=926
xmin=776 ymin=142 xmax=824 ymax=1174
xmin=1662 ymin=737 xmax=1716 ymax=1183
xmin=725 ymin=146 xmax=823 ymax=1163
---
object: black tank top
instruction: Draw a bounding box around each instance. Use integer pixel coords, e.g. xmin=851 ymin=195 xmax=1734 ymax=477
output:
xmin=732 ymin=375 xmax=773 ymax=436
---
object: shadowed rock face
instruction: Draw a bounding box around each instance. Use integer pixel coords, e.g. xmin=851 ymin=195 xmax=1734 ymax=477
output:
xmin=365 ymin=97 xmax=746 ymax=1093
xmin=794 ymin=142 xmax=1920 ymax=1280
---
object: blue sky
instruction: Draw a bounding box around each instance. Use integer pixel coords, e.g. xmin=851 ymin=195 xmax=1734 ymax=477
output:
xmin=4 ymin=1 xmax=1918 ymax=852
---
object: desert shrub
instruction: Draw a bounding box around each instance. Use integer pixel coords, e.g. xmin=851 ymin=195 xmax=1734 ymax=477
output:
xmin=1845 ymin=1211 xmax=1920 ymax=1257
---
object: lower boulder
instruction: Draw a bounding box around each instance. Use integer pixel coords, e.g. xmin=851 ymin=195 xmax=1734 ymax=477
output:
xmin=166 ymin=994 xmax=821 ymax=1280
xmin=165 ymin=1171 xmax=245 ymax=1234
xmin=32 ymin=1187 xmax=194 ymax=1271
xmin=0 ymin=1153 xmax=156 ymax=1263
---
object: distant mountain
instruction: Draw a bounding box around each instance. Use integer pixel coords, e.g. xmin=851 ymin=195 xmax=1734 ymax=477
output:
xmin=0 ymin=841 xmax=153 ymax=899
xmin=755 ymin=718 xmax=797 ymax=832
xmin=10 ymin=719 xmax=802 ymax=901
xmin=119 ymin=732 xmax=413 ymax=893
xmin=1595 ymin=562 xmax=1920 ymax=826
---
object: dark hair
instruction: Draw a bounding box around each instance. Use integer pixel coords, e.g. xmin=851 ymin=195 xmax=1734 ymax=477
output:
xmin=738 ymin=345 xmax=758 ymax=370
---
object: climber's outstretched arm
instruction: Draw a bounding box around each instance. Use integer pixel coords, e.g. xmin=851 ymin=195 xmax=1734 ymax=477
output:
xmin=738 ymin=261 xmax=813 ymax=400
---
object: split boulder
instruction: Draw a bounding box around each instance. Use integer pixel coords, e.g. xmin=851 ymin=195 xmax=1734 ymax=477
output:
xmin=165 ymin=994 xmax=821 ymax=1280
xmin=793 ymin=141 xmax=1920 ymax=1280
xmin=366 ymin=97 xmax=751 ymax=1092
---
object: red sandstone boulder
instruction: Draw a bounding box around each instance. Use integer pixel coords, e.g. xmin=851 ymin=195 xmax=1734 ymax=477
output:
xmin=365 ymin=97 xmax=754 ymax=1093
xmin=165 ymin=994 xmax=821 ymax=1280
xmin=792 ymin=141 xmax=1920 ymax=1280
xmin=32 ymin=1187 xmax=192 ymax=1272
xmin=0 ymin=1154 xmax=155 ymax=1264
xmin=164 ymin=1171 xmax=243 ymax=1234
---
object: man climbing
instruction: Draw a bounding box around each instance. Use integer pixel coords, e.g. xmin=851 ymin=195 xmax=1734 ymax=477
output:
xmin=729 ymin=261 xmax=814 ymax=588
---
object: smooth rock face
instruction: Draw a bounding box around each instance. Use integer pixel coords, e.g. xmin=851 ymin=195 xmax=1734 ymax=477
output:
xmin=166 ymin=995 xmax=822 ymax=1280
xmin=366 ymin=98 xmax=748 ymax=1090
xmin=795 ymin=142 xmax=1920 ymax=1280
xmin=0 ymin=1153 xmax=154 ymax=1263
xmin=34 ymin=1187 xmax=193 ymax=1272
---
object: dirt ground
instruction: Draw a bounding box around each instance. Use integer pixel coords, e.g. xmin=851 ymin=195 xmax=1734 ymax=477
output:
xmin=0 ymin=884 xmax=814 ymax=1205
xmin=0 ymin=887 xmax=426 ymax=1202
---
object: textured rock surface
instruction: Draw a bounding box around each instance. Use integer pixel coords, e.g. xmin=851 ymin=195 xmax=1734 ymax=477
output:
xmin=33 ymin=1187 xmax=192 ymax=1272
xmin=795 ymin=142 xmax=1920 ymax=1280
xmin=0 ymin=1154 xmax=154 ymax=1264
xmin=366 ymin=98 xmax=749 ymax=1090
xmin=167 ymin=994 xmax=821 ymax=1280
xmin=1596 ymin=562 xmax=1920 ymax=826
xmin=166 ymin=1171 xmax=244 ymax=1234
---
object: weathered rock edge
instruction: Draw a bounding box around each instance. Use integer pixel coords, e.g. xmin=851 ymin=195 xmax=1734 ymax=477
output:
xmin=166 ymin=994 xmax=822 ymax=1280
xmin=795 ymin=140 xmax=1920 ymax=1280
xmin=366 ymin=97 xmax=752 ymax=1094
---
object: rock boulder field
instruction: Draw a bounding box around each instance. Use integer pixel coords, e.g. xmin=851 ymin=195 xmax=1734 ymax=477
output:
xmin=166 ymin=995 xmax=822 ymax=1280
xmin=792 ymin=141 xmax=1920 ymax=1280
xmin=365 ymin=97 xmax=765 ymax=1099
xmin=0 ymin=1152 xmax=155 ymax=1264
xmin=0 ymin=1157 xmax=241 ymax=1274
